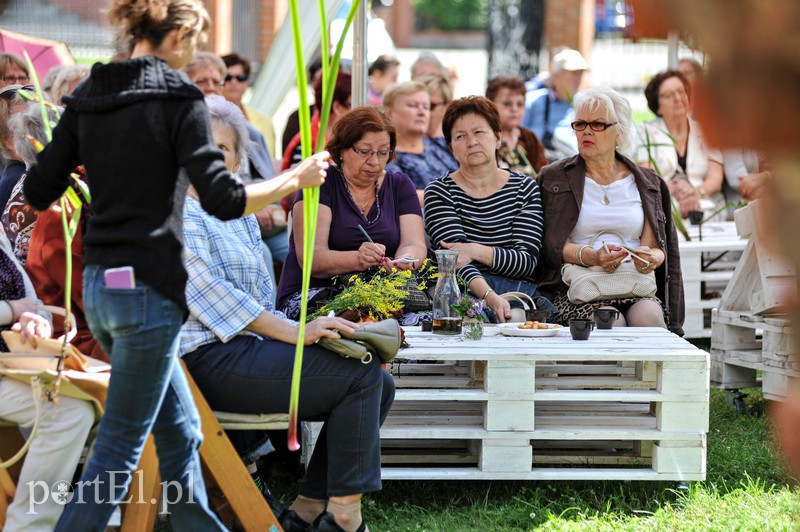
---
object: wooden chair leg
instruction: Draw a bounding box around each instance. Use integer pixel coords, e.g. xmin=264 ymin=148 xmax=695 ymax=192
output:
xmin=181 ymin=360 xmax=282 ymax=531
xmin=120 ymin=435 xmax=160 ymax=532
xmin=0 ymin=426 xmax=25 ymax=529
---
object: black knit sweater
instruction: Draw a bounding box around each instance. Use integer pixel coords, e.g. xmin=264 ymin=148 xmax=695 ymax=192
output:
xmin=24 ymin=56 xmax=246 ymax=312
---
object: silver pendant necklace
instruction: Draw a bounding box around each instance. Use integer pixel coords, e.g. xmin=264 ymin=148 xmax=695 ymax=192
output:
xmin=600 ymin=184 xmax=611 ymax=205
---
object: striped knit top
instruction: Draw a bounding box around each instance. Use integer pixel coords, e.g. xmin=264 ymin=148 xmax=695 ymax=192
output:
xmin=424 ymin=170 xmax=544 ymax=285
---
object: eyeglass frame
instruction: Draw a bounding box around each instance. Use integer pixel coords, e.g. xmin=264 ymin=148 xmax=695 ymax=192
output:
xmin=350 ymin=145 xmax=393 ymax=161
xmin=2 ymin=74 xmax=30 ymax=84
xmin=570 ymin=120 xmax=618 ymax=132
xmin=0 ymin=85 xmax=35 ymax=102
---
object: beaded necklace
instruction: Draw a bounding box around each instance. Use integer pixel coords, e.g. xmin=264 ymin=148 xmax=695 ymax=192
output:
xmin=342 ymin=171 xmax=381 ymax=225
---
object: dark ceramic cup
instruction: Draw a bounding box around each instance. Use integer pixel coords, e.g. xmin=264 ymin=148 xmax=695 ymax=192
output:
xmin=688 ymin=210 xmax=704 ymax=225
xmin=569 ymin=319 xmax=594 ymax=340
xmin=525 ymin=309 xmax=551 ymax=323
xmin=593 ymin=308 xmax=620 ymax=330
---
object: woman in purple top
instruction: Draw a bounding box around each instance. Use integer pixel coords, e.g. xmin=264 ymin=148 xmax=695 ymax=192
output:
xmin=277 ymin=107 xmax=426 ymax=317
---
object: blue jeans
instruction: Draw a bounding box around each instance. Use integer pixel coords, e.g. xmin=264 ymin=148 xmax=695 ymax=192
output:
xmin=481 ymin=273 xmax=559 ymax=322
xmin=55 ymin=266 xmax=224 ymax=531
xmin=183 ymin=334 xmax=395 ymax=498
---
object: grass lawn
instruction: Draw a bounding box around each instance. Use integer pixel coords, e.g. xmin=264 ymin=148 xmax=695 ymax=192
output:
xmin=271 ymin=387 xmax=798 ymax=531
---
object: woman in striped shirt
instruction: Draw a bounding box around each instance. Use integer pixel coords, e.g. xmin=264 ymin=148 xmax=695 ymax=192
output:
xmin=424 ymin=96 xmax=557 ymax=323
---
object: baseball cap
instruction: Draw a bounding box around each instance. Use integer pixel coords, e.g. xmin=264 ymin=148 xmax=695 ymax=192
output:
xmin=552 ymin=49 xmax=589 ymax=73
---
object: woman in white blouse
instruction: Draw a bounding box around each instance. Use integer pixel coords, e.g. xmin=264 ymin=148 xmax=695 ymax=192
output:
xmin=636 ymin=70 xmax=725 ymax=219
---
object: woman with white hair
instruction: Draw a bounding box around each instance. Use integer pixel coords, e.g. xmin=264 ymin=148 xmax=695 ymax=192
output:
xmin=537 ymin=87 xmax=685 ymax=334
xmin=50 ymin=64 xmax=90 ymax=106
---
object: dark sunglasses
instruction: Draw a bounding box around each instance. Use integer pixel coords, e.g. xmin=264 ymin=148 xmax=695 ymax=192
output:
xmin=0 ymin=85 xmax=35 ymax=101
xmin=224 ymin=73 xmax=249 ymax=83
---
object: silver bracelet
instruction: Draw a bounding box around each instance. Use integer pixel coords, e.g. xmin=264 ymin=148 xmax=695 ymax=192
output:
xmin=482 ymin=288 xmax=495 ymax=301
xmin=577 ymin=245 xmax=591 ymax=267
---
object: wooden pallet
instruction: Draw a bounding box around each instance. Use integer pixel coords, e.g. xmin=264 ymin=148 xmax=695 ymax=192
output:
xmin=355 ymin=328 xmax=709 ymax=481
xmin=709 ymin=201 xmax=797 ymax=400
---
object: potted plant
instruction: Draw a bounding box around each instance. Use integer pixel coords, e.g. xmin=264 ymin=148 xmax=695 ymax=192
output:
xmin=311 ymin=268 xmax=414 ymax=322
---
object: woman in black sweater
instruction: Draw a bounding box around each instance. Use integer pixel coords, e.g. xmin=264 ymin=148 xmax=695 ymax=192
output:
xmin=23 ymin=1 xmax=332 ymax=529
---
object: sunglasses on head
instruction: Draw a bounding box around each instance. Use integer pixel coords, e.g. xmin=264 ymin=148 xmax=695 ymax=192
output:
xmin=225 ymin=73 xmax=248 ymax=83
xmin=0 ymin=85 xmax=35 ymax=102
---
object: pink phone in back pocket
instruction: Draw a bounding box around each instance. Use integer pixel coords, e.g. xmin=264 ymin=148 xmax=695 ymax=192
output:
xmin=104 ymin=266 xmax=136 ymax=289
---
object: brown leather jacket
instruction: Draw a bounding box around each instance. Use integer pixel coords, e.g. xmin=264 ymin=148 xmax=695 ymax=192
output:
xmin=535 ymin=153 xmax=685 ymax=336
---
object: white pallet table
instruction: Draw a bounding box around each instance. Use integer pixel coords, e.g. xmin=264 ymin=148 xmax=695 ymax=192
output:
xmin=709 ymin=201 xmax=797 ymax=400
xmin=378 ymin=327 xmax=709 ymax=481
xmin=678 ymin=222 xmax=746 ymax=338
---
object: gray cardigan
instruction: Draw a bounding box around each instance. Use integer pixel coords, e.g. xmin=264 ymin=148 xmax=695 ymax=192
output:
xmin=535 ymin=153 xmax=685 ymax=336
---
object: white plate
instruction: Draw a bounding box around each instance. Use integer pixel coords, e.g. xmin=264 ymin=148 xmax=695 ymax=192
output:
xmin=496 ymin=323 xmax=563 ymax=337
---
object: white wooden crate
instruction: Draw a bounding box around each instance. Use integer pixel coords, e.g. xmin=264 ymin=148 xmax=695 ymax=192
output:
xmin=374 ymin=327 xmax=709 ymax=481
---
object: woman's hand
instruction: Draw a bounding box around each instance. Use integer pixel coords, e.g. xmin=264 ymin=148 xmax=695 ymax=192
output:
xmin=356 ymin=242 xmax=386 ymax=270
xmin=669 ymin=179 xmax=701 ymax=217
xmin=439 ymin=241 xmax=486 ymax=269
xmin=303 ymin=316 xmax=359 ymax=345
xmin=738 ymin=171 xmax=770 ymax=201
xmin=11 ymin=312 xmax=52 ymax=349
xmin=595 ymin=245 xmax=629 ymax=273
xmin=7 ymin=298 xmax=37 ymax=322
xmin=629 ymin=245 xmax=662 ymax=273
xmin=485 ymin=292 xmax=512 ymax=323
xmin=293 ymin=151 xmax=331 ymax=189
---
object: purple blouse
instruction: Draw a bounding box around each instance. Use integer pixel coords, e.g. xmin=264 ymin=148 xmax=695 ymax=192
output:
xmin=276 ymin=168 xmax=422 ymax=309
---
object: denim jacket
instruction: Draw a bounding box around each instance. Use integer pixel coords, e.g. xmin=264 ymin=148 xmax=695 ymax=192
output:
xmin=535 ymin=153 xmax=685 ymax=336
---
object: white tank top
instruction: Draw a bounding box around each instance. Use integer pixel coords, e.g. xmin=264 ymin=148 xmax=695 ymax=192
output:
xmin=570 ymin=174 xmax=643 ymax=249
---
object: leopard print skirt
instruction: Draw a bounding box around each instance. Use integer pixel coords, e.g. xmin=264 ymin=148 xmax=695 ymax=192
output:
xmin=550 ymin=284 xmax=666 ymax=326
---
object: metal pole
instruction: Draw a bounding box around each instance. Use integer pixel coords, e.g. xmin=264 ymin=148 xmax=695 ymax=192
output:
xmin=351 ymin=0 xmax=368 ymax=107
xmin=667 ymin=31 xmax=679 ymax=69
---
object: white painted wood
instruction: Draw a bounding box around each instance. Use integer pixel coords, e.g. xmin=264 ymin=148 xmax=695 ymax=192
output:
xmin=653 ymin=443 xmax=706 ymax=476
xmin=479 ymin=440 xmax=533 ymax=472
xmin=484 ymin=401 xmax=535 ymax=431
xmin=484 ymin=363 xmax=535 ymax=394
xmin=380 ymin=467 xmax=706 ymax=481
xmin=657 ymin=402 xmax=709 ymax=432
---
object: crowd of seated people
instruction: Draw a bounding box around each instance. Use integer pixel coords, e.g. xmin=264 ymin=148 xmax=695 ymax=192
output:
xmin=3 ymin=32 xmax=776 ymax=531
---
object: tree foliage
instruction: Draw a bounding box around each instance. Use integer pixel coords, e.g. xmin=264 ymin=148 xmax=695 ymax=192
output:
xmin=413 ymin=0 xmax=488 ymax=32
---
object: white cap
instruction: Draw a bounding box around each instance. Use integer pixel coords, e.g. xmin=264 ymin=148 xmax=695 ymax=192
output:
xmin=552 ymin=49 xmax=589 ymax=73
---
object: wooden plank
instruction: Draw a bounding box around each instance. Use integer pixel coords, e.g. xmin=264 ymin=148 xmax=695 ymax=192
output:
xmin=380 ymin=467 xmax=705 ymax=481
xmin=533 ymin=390 xmax=706 ymax=402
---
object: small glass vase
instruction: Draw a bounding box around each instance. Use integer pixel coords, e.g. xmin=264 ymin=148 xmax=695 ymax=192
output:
xmin=463 ymin=318 xmax=483 ymax=341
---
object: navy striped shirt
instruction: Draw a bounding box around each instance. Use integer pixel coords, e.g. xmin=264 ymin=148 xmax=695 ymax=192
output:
xmin=424 ymin=171 xmax=544 ymax=284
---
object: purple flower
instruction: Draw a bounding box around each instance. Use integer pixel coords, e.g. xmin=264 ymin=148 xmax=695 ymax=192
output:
xmin=466 ymin=309 xmax=475 ymax=317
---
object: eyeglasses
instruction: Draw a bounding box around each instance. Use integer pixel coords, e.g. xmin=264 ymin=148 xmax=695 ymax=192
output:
xmin=658 ymin=88 xmax=687 ymax=100
xmin=570 ymin=120 xmax=618 ymax=132
xmin=351 ymin=146 xmax=392 ymax=160
xmin=195 ymin=78 xmax=223 ymax=88
xmin=2 ymin=75 xmax=30 ymax=84
xmin=430 ymin=100 xmax=446 ymax=111
xmin=224 ymin=73 xmax=249 ymax=83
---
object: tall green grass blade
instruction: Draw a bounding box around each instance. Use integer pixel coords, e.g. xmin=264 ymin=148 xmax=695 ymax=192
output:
xmin=22 ymin=52 xmax=52 ymax=144
xmin=286 ymin=0 xmax=361 ymax=451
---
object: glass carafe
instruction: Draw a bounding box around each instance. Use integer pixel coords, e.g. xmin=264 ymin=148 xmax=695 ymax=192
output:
xmin=432 ymin=249 xmax=462 ymax=335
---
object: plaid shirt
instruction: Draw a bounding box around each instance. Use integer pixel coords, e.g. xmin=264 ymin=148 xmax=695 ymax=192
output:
xmin=180 ymin=197 xmax=292 ymax=356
